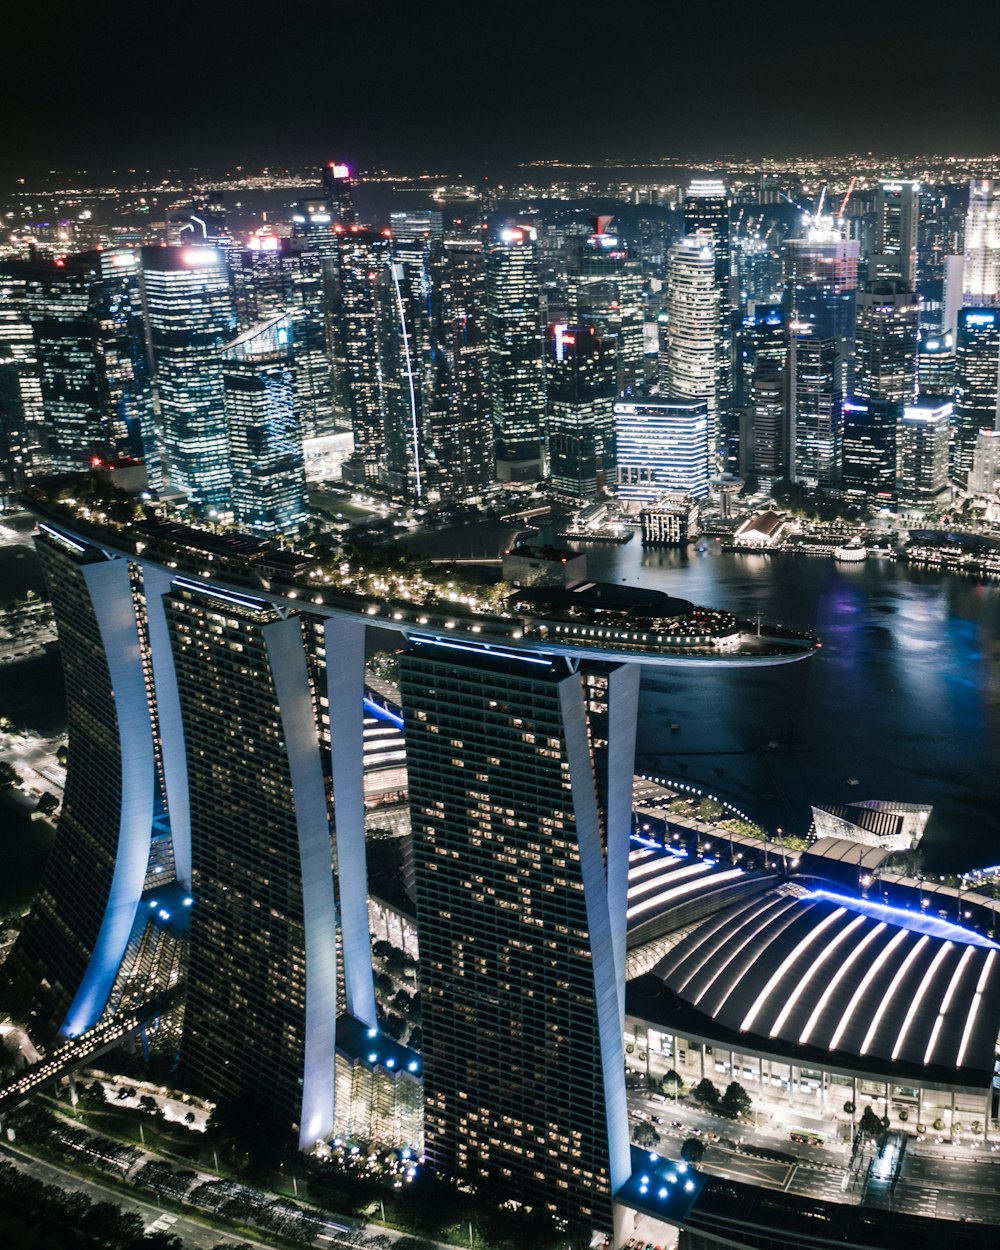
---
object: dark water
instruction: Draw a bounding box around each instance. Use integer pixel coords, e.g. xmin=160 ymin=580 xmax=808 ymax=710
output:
xmin=577 ymin=539 xmax=1000 ymax=871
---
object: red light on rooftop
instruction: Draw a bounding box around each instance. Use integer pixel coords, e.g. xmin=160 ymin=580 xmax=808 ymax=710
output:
xmin=90 ymin=456 xmax=103 ymax=468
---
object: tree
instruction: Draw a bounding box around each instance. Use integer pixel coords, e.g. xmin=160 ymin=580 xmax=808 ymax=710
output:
xmin=859 ymin=1106 xmax=884 ymax=1141
xmin=138 ymin=1094 xmax=160 ymax=1116
xmin=81 ymin=1079 xmax=107 ymax=1109
xmin=720 ymin=1081 xmax=752 ymax=1120
xmin=693 ymin=1077 xmax=719 ymax=1107
xmin=680 ymin=1137 xmax=706 ymax=1165
xmin=0 ymin=760 xmax=19 ymax=789
xmin=632 ymin=1121 xmax=659 ymax=1148
xmin=659 ymin=1069 xmax=684 ymax=1096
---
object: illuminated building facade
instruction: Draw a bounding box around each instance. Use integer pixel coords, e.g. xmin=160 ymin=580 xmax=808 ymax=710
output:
xmin=663 ymin=231 xmax=719 ymax=456
xmin=485 ymin=227 xmax=546 ymax=481
xmin=140 ymin=246 xmax=237 ymax=508
xmin=841 ymin=398 xmax=898 ymax=498
xmin=854 ymin=280 xmax=919 ymax=406
xmin=401 ymin=641 xmax=636 ymax=1228
xmin=222 ymin=313 xmax=306 ymax=536
xmin=782 ymin=224 xmax=859 ymax=384
xmin=918 ymin=330 xmax=955 ymax=399
xmin=954 ymin=307 xmax=1000 ymax=481
xmin=736 ymin=304 xmax=785 ymax=408
xmin=968 ymin=428 xmax=1000 ymax=496
xmin=962 ymin=179 xmax=1000 ymax=307
xmin=614 ymin=398 xmax=709 ymax=501
xmin=873 ymin=179 xmax=920 ymax=286
xmin=789 ymin=332 xmax=842 ymax=487
xmin=0 ymin=264 xmax=46 ymax=493
xmin=569 ymin=222 xmax=644 ymax=388
xmin=897 ymin=400 xmax=951 ymax=506
xmin=684 ymin=180 xmax=734 ymax=440
xmin=546 ymin=323 xmax=616 ymax=503
xmin=740 ymin=370 xmax=787 ymax=479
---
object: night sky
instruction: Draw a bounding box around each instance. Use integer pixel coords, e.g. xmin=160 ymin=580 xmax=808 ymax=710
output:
xmin=5 ymin=2 xmax=1000 ymax=182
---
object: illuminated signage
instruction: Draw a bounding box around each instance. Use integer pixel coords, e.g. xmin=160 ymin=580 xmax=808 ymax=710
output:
xmin=183 ymin=249 xmax=219 ymax=266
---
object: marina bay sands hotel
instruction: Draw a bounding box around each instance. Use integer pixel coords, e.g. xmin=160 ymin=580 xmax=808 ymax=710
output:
xmin=5 ymin=476 xmax=816 ymax=1232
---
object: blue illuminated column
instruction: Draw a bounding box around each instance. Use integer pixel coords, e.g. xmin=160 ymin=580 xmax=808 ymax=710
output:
xmin=323 ymin=616 xmax=377 ymax=1028
xmin=142 ymin=564 xmax=191 ymax=889
xmin=265 ymin=616 xmax=339 ymax=1149
xmin=62 ymin=556 xmax=155 ymax=1036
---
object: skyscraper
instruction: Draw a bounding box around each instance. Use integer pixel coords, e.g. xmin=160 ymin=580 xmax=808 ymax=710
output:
xmin=962 ymin=179 xmax=1000 ymax=307
xmin=614 ymin=398 xmax=709 ymax=501
xmin=897 ymin=400 xmax=951 ymax=506
xmin=873 ymin=179 xmax=920 ymax=287
xmin=222 ymin=313 xmax=306 ymax=536
xmin=546 ymin=323 xmax=616 ymax=503
xmin=663 ymin=231 xmax=719 ymax=456
xmin=841 ymin=398 xmax=898 ymax=499
xmin=569 ymin=221 xmax=644 ymax=389
xmin=485 ymin=227 xmax=546 ymax=481
xmin=954 ymin=307 xmax=1000 ymax=481
xmin=401 ymin=640 xmax=636 ymax=1228
xmin=140 ymin=246 xmax=237 ymax=508
xmin=853 ymin=280 xmax=919 ymax=405
xmin=740 ymin=369 xmax=787 ymax=479
xmin=0 ymin=263 xmax=46 ymax=494
xmin=968 ymin=428 xmax=1000 ymax=496
xmin=917 ymin=330 xmax=956 ymax=400
xmin=789 ymin=331 xmax=842 ymax=487
xmin=684 ymin=180 xmax=734 ymax=432
xmin=782 ymin=221 xmax=859 ymax=386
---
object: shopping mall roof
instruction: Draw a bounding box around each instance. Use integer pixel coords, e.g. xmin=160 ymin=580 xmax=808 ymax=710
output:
xmin=645 ymin=885 xmax=1000 ymax=1086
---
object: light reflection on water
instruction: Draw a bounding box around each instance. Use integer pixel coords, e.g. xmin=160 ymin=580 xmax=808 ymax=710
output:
xmin=580 ymin=539 xmax=1000 ymax=871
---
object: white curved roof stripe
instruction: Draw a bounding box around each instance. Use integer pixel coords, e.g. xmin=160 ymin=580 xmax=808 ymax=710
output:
xmin=740 ymin=907 xmax=846 ymax=1034
xmin=923 ymin=944 xmax=974 ymax=1065
xmin=956 ymin=948 xmax=996 ymax=1068
xmin=769 ymin=912 xmax=866 ymax=1038
xmin=829 ymin=926 xmax=906 ymax=1051
xmin=890 ymin=941 xmax=953 ymax=1061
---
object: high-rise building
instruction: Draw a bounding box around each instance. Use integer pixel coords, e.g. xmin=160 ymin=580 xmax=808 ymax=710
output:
xmin=96 ymin=250 xmax=157 ymax=479
xmin=321 ymin=161 xmax=356 ymax=228
xmin=854 ymin=280 xmax=919 ymax=405
xmin=789 ymin=331 xmax=842 ymax=487
xmin=25 ymin=252 xmax=111 ymax=472
xmin=663 ymin=231 xmax=719 ymax=457
xmin=546 ymin=323 xmax=616 ymax=504
xmin=968 ymin=428 xmax=1000 ymax=496
xmin=222 ymin=313 xmax=306 ymax=536
xmin=954 ymin=307 xmax=1000 ymax=481
xmin=568 ymin=221 xmax=644 ymax=389
xmin=0 ymin=263 xmax=46 ymax=494
xmin=140 ymin=246 xmax=237 ymax=508
xmin=614 ymin=398 xmax=709 ymax=501
xmin=684 ymin=181 xmax=734 ymax=434
xmin=841 ymin=398 xmax=898 ymax=499
xmin=918 ymin=330 xmax=956 ymax=399
xmin=740 ymin=369 xmax=787 ymax=479
xmin=378 ymin=253 xmax=428 ymax=503
xmin=231 ymin=237 xmax=335 ymax=440
xmin=167 ymin=581 xmax=338 ymax=1145
xmin=736 ymin=304 xmax=786 ymax=407
xmin=783 ymin=222 xmax=859 ymax=386
xmin=485 ymin=227 xmax=546 ymax=481
xmin=401 ymin=639 xmax=636 ymax=1228
xmin=872 ymin=179 xmax=920 ymax=286
xmin=897 ymin=400 xmax=951 ymax=506
xmin=962 ymin=179 xmax=1000 ymax=307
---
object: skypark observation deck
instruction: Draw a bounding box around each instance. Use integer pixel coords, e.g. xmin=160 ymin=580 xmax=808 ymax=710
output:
xmin=23 ymin=484 xmax=818 ymax=668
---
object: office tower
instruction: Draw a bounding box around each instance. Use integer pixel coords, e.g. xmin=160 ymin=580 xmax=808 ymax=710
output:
xmin=166 ymin=581 xmax=337 ymax=1145
xmin=140 ymin=246 xmax=237 ymax=508
xmin=733 ymin=230 xmax=783 ymax=312
xmin=916 ymin=184 xmax=967 ymax=330
xmin=684 ymin=180 xmax=734 ymax=440
xmin=942 ymin=254 xmax=965 ymax=336
xmin=332 ymin=229 xmax=394 ymax=487
xmin=568 ymin=221 xmax=644 ymax=388
xmin=954 ymin=308 xmax=1000 ymax=481
xmin=782 ymin=222 xmax=859 ymax=384
xmin=854 ymin=280 xmax=919 ymax=405
xmin=486 ymin=226 xmax=545 ymax=480
xmin=897 ymin=400 xmax=951 ymax=506
xmin=0 ymin=264 xmax=45 ymax=495
xmin=24 ymin=252 xmax=111 ymax=472
xmin=918 ymin=330 xmax=956 ymax=399
xmin=378 ymin=253 xmax=428 ymax=502
xmin=5 ymin=526 xmax=155 ymax=1040
xmin=428 ymin=238 xmax=494 ymax=500
xmin=614 ymin=397 xmax=709 ymax=501
xmin=737 ymin=304 xmax=786 ymax=407
xmin=322 ymin=161 xmax=356 ymax=227
xmin=872 ymin=179 xmax=919 ymax=286
xmin=390 ymin=210 xmax=444 ymax=241
xmin=962 ymin=179 xmax=1000 ymax=307
xmin=740 ymin=369 xmax=787 ymax=478
xmin=231 ymin=237 xmax=335 ymax=440
xmin=222 ymin=313 xmax=306 ymax=536
xmin=546 ymin=323 xmax=616 ymax=503
xmin=789 ymin=331 xmax=842 ymax=487
xmin=663 ymin=231 xmax=719 ymax=456
xmin=96 ymin=250 xmax=157 ymax=478
xmin=969 ymin=428 xmax=1000 ymax=495
xmin=841 ymin=398 xmax=898 ymax=498
xmin=401 ymin=639 xmax=636 ymax=1228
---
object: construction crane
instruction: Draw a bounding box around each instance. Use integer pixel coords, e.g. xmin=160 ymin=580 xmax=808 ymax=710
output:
xmin=839 ymin=176 xmax=857 ymax=218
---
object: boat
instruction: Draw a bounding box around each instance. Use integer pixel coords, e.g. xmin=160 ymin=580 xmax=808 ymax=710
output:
xmin=845 ymin=777 xmax=860 ymax=786
xmin=833 ymin=539 xmax=867 ymax=564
